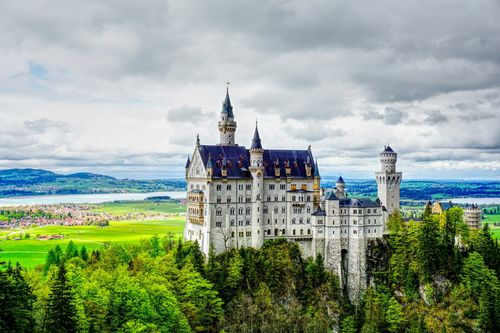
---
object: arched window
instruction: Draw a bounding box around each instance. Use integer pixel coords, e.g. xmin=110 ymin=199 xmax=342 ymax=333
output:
xmin=292 ymin=196 xmax=296 ymax=202
xmin=292 ymin=218 xmax=296 ymax=224
xmin=238 ymin=207 xmax=243 ymax=214
xmin=230 ymin=208 xmax=235 ymax=215
xmin=306 ymin=195 xmax=311 ymax=202
xmin=246 ymin=207 xmax=251 ymax=214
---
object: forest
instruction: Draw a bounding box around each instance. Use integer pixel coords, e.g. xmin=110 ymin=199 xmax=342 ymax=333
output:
xmin=1 ymin=207 xmax=500 ymax=332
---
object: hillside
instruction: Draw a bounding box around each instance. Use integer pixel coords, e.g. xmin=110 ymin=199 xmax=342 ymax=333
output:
xmin=0 ymin=168 xmax=184 ymax=197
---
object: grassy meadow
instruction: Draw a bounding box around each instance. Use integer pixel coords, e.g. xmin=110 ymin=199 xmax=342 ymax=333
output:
xmin=0 ymin=200 xmax=186 ymax=268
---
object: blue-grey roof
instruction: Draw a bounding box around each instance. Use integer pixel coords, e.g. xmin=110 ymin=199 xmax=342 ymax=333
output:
xmin=314 ymin=159 xmax=320 ymax=178
xmin=263 ymin=149 xmax=315 ymax=179
xmin=383 ymin=145 xmax=395 ymax=153
xmin=185 ymin=155 xmax=191 ymax=168
xmin=221 ymin=89 xmax=234 ymax=118
xmin=339 ymin=198 xmax=381 ymax=208
xmin=196 ymin=145 xmax=316 ymax=179
xmin=199 ymin=145 xmax=250 ymax=178
xmin=438 ymin=201 xmax=454 ymax=211
xmin=312 ymin=207 xmax=326 ymax=216
xmin=324 ymin=189 xmax=339 ymax=200
xmin=250 ymin=125 xmax=262 ymax=149
xmin=336 ymin=175 xmax=345 ymax=184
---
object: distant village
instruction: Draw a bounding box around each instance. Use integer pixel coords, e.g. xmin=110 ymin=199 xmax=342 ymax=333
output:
xmin=0 ymin=202 xmax=179 ymax=240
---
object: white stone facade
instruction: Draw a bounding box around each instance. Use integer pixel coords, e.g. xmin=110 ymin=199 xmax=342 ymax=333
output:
xmin=183 ymin=90 xmax=402 ymax=300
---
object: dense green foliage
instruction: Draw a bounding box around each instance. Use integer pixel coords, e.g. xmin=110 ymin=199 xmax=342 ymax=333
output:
xmin=1 ymin=207 xmax=500 ymax=332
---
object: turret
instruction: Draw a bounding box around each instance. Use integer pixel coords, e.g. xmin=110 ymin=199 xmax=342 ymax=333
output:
xmin=336 ymin=175 xmax=345 ymax=197
xmin=249 ymin=122 xmax=264 ymax=248
xmin=218 ymin=85 xmax=237 ymax=146
xmin=375 ymin=145 xmax=402 ymax=217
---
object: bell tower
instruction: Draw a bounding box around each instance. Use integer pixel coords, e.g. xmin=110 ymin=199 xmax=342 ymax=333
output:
xmin=375 ymin=145 xmax=402 ymax=215
xmin=218 ymin=84 xmax=237 ymax=146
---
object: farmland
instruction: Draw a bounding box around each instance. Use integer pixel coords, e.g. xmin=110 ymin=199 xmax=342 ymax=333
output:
xmin=0 ymin=200 xmax=186 ymax=268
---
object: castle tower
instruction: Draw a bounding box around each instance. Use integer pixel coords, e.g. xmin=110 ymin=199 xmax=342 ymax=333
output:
xmin=375 ymin=145 xmax=402 ymax=216
xmin=313 ymin=159 xmax=321 ymax=209
xmin=218 ymin=86 xmax=237 ymax=146
xmin=249 ymin=122 xmax=264 ymax=248
xmin=336 ymin=175 xmax=345 ymax=197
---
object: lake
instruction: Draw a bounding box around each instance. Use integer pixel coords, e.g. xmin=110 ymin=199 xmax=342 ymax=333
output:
xmin=0 ymin=191 xmax=186 ymax=206
xmin=446 ymin=197 xmax=500 ymax=205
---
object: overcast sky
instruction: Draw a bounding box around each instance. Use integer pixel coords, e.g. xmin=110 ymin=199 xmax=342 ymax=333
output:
xmin=0 ymin=0 xmax=499 ymax=180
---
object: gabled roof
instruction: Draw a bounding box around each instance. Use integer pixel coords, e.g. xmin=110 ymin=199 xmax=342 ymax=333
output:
xmin=195 ymin=145 xmax=316 ymax=179
xmin=312 ymin=206 xmax=326 ymax=216
xmin=339 ymin=197 xmax=381 ymax=208
xmin=324 ymin=189 xmax=339 ymax=200
xmin=437 ymin=201 xmax=454 ymax=211
xmin=198 ymin=145 xmax=250 ymax=178
xmin=263 ymin=149 xmax=315 ymax=179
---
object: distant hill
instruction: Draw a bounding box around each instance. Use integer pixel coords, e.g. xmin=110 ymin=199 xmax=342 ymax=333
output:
xmin=0 ymin=168 xmax=498 ymax=199
xmin=0 ymin=168 xmax=184 ymax=197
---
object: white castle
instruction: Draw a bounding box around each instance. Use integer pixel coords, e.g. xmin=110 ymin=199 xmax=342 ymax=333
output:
xmin=184 ymin=88 xmax=402 ymax=299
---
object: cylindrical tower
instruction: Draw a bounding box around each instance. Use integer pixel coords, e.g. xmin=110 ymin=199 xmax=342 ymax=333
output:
xmin=375 ymin=145 xmax=402 ymax=219
xmin=249 ymin=123 xmax=264 ymax=248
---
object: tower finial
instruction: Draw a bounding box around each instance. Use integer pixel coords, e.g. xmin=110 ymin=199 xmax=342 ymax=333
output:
xmin=226 ymin=81 xmax=230 ymax=94
xmin=196 ymin=133 xmax=200 ymax=146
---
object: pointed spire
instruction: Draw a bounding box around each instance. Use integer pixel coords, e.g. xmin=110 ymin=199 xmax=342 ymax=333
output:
xmin=185 ymin=155 xmax=191 ymax=168
xmin=336 ymin=175 xmax=345 ymax=184
xmin=221 ymin=83 xmax=234 ymax=118
xmin=251 ymin=120 xmax=262 ymax=150
xmin=196 ymin=134 xmax=200 ymax=146
xmin=314 ymin=159 xmax=320 ymax=177
xmin=206 ymin=153 xmax=213 ymax=169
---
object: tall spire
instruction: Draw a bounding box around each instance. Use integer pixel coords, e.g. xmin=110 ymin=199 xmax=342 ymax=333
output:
xmin=221 ymin=83 xmax=234 ymax=118
xmin=185 ymin=154 xmax=191 ymax=168
xmin=251 ymin=120 xmax=262 ymax=150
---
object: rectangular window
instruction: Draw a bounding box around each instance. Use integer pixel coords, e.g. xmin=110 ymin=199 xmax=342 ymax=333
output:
xmin=246 ymin=184 xmax=252 ymax=190
xmin=227 ymin=184 xmax=232 ymax=190
xmin=280 ymin=184 xmax=286 ymax=190
xmin=216 ymin=185 xmax=222 ymax=191
xmin=269 ymin=184 xmax=275 ymax=190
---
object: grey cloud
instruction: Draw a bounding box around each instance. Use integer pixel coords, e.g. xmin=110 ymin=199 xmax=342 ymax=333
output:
xmin=384 ymin=107 xmax=405 ymax=125
xmin=167 ymin=106 xmax=205 ymax=123
xmin=424 ymin=111 xmax=448 ymax=124
xmin=24 ymin=118 xmax=69 ymax=133
xmin=361 ymin=110 xmax=384 ymax=121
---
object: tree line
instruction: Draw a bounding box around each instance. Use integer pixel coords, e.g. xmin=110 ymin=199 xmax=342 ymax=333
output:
xmin=1 ymin=206 xmax=500 ymax=332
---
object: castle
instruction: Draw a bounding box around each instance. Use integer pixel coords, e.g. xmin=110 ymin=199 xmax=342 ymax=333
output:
xmin=184 ymin=88 xmax=401 ymax=300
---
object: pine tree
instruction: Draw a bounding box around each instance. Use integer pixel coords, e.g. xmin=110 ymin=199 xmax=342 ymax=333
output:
xmin=44 ymin=262 xmax=78 ymax=333
xmin=80 ymin=245 xmax=89 ymax=262
xmin=65 ymin=241 xmax=79 ymax=259
xmin=0 ymin=263 xmax=35 ymax=332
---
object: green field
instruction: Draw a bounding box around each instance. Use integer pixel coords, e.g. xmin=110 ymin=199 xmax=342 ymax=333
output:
xmin=0 ymin=219 xmax=185 ymax=268
xmin=92 ymin=200 xmax=186 ymax=215
xmin=482 ymin=214 xmax=500 ymax=239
